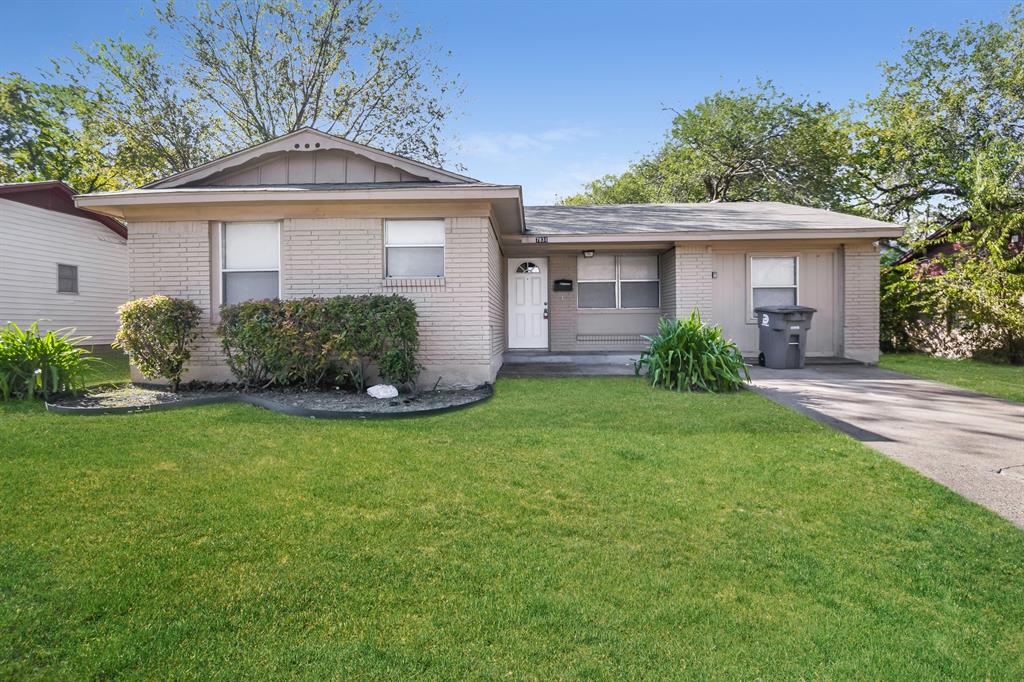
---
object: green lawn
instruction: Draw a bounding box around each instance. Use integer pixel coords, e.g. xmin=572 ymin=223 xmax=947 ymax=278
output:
xmin=880 ymin=352 xmax=1024 ymax=402
xmin=83 ymin=346 xmax=131 ymax=386
xmin=1 ymin=375 xmax=1022 ymax=679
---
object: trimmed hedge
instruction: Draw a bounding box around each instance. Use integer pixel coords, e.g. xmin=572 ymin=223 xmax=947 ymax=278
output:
xmin=218 ymin=295 xmax=420 ymax=390
xmin=115 ymin=296 xmax=203 ymax=391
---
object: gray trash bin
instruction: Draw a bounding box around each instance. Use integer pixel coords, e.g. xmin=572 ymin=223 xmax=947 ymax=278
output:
xmin=753 ymin=305 xmax=817 ymax=369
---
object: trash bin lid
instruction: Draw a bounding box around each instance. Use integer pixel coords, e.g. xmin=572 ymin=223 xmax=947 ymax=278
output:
xmin=753 ymin=305 xmax=817 ymax=314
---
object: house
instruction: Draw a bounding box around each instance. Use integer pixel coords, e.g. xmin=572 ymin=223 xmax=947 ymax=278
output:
xmin=74 ymin=128 xmax=903 ymax=386
xmin=0 ymin=181 xmax=128 ymax=344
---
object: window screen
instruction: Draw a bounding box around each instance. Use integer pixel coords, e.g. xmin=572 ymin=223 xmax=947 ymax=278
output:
xmin=576 ymin=254 xmax=660 ymax=309
xmin=578 ymin=282 xmax=617 ymax=308
xmin=751 ymin=256 xmax=797 ymax=314
xmin=385 ymin=219 xmax=444 ymax=277
xmin=57 ymin=264 xmax=78 ymax=294
xmin=222 ymin=222 xmax=280 ymax=305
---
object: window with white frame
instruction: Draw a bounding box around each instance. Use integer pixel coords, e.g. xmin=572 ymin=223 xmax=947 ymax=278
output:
xmin=750 ymin=256 xmax=798 ymax=315
xmin=385 ymin=219 xmax=444 ymax=278
xmin=577 ymin=254 xmax=659 ymax=309
xmin=222 ymin=221 xmax=280 ymax=305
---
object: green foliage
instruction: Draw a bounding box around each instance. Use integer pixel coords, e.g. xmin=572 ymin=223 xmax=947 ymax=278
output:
xmin=56 ymin=39 xmax=223 ymax=183
xmin=218 ymin=295 xmax=420 ymax=390
xmin=635 ymin=311 xmax=749 ymax=392
xmin=0 ymin=321 xmax=98 ymax=400
xmin=0 ymin=75 xmax=124 ymax=192
xmin=870 ymin=7 xmax=1024 ymax=363
xmin=563 ymin=82 xmax=857 ymax=208
xmin=6 ymin=378 xmax=1023 ymax=678
xmin=114 ymin=296 xmax=203 ymax=391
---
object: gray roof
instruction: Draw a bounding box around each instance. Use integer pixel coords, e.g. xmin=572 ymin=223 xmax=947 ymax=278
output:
xmin=523 ymin=202 xmax=900 ymax=235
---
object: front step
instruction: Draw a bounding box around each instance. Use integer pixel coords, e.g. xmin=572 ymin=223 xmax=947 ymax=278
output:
xmin=503 ymin=351 xmax=639 ymax=365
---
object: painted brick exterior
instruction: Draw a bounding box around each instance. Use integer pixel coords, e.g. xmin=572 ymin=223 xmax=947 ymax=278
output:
xmin=127 ymin=221 xmax=225 ymax=382
xmin=128 ymin=216 xmax=504 ymax=387
xmin=486 ymin=225 xmax=506 ymax=377
xmin=672 ymin=244 xmax=714 ymax=322
xmin=659 ymin=247 xmax=677 ymax=321
xmin=842 ymin=243 xmax=881 ymax=363
xmin=547 ymin=255 xmax=578 ymax=351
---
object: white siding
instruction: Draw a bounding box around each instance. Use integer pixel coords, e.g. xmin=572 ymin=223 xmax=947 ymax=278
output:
xmin=0 ymin=199 xmax=127 ymax=344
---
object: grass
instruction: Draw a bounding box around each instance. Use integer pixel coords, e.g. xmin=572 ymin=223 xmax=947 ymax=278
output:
xmin=879 ymin=352 xmax=1024 ymax=402
xmin=1 ymin=372 xmax=1022 ymax=679
xmin=83 ymin=345 xmax=130 ymax=386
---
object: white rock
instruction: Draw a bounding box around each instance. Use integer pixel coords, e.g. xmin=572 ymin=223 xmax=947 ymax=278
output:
xmin=367 ymin=384 xmax=399 ymax=399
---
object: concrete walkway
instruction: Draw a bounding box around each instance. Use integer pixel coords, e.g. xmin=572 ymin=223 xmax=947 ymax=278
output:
xmin=750 ymin=364 xmax=1024 ymax=528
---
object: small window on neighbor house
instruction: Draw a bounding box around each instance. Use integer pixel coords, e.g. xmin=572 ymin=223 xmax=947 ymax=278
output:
xmin=577 ymin=254 xmax=659 ymax=309
xmin=751 ymin=256 xmax=798 ymax=315
xmin=57 ymin=264 xmax=78 ymax=294
xmin=222 ymin=221 xmax=280 ymax=305
xmin=385 ymin=219 xmax=445 ymax=278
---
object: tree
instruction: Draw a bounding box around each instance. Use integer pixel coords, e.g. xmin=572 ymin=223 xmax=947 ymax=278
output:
xmin=59 ymin=39 xmax=223 ymax=182
xmin=563 ymin=84 xmax=857 ymax=208
xmin=153 ymin=0 xmax=461 ymax=165
xmin=868 ymin=6 xmax=1024 ymax=362
xmin=10 ymin=0 xmax=461 ymax=191
xmin=0 ymin=75 xmax=122 ymax=192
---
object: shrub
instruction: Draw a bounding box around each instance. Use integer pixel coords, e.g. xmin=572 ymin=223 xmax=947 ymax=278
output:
xmin=218 ymin=295 xmax=420 ymax=390
xmin=635 ymin=311 xmax=749 ymax=392
xmin=0 ymin=322 xmax=99 ymax=400
xmin=114 ymin=296 xmax=203 ymax=391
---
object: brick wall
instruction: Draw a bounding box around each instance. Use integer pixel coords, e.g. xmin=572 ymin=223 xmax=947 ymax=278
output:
xmin=128 ymin=215 xmax=502 ymax=387
xmin=127 ymin=221 xmax=226 ymax=382
xmin=548 ymin=255 xmax=578 ymax=351
xmin=659 ymin=248 xmax=677 ymax=321
xmin=486 ymin=224 xmax=506 ymax=377
xmin=673 ymin=244 xmax=713 ymax=322
xmin=842 ymin=242 xmax=881 ymax=363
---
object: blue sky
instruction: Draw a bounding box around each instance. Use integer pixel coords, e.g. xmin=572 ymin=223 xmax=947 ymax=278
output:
xmin=1 ymin=0 xmax=1013 ymax=203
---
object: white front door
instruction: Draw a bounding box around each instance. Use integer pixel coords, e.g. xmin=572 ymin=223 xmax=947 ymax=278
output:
xmin=507 ymin=258 xmax=549 ymax=349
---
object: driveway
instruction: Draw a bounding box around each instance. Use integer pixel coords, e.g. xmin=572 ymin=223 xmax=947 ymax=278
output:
xmin=750 ymin=364 xmax=1024 ymax=528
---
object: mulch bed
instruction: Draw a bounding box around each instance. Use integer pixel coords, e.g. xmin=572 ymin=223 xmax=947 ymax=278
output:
xmin=46 ymin=383 xmax=493 ymax=419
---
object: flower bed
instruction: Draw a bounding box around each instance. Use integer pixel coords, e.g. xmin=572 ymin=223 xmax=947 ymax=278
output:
xmin=46 ymin=384 xmax=492 ymax=419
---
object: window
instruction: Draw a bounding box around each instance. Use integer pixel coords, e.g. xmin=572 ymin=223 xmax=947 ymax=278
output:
xmin=385 ymin=219 xmax=444 ymax=278
xmin=751 ymin=256 xmax=798 ymax=315
xmin=515 ymin=261 xmax=540 ymax=274
xmin=57 ymin=264 xmax=78 ymax=294
xmin=577 ymin=254 xmax=659 ymax=309
xmin=222 ymin=221 xmax=280 ymax=305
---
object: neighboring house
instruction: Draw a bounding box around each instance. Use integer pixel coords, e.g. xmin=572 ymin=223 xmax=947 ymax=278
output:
xmin=75 ymin=128 xmax=903 ymax=386
xmin=0 ymin=181 xmax=128 ymax=344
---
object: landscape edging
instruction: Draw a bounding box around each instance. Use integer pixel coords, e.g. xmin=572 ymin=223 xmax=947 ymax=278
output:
xmin=45 ymin=384 xmax=493 ymax=420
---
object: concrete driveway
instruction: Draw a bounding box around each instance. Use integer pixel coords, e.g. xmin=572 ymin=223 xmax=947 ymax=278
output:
xmin=750 ymin=364 xmax=1024 ymax=528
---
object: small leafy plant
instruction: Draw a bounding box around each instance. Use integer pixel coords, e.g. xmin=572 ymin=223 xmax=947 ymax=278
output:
xmin=635 ymin=310 xmax=749 ymax=392
xmin=0 ymin=322 xmax=99 ymax=400
xmin=114 ymin=296 xmax=203 ymax=391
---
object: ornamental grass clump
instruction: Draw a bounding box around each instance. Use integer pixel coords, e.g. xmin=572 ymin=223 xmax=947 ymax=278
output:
xmin=635 ymin=310 xmax=749 ymax=392
xmin=0 ymin=321 xmax=99 ymax=400
xmin=114 ymin=296 xmax=203 ymax=391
